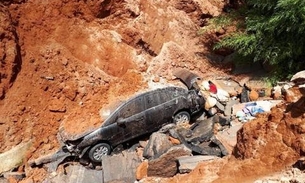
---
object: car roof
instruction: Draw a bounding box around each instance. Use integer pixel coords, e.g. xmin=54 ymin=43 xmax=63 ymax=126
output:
xmin=102 ymin=86 xmax=188 ymax=126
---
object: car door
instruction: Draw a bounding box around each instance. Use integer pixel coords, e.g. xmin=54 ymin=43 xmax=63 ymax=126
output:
xmin=99 ymin=111 xmax=126 ymax=146
xmin=116 ymin=95 xmax=148 ymax=142
xmin=143 ymin=90 xmax=166 ymax=131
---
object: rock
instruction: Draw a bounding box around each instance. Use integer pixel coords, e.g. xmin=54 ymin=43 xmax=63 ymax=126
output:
xmin=102 ymin=151 xmax=141 ymax=183
xmin=125 ymin=0 xmax=140 ymax=16
xmin=0 ymin=178 xmax=9 ymax=183
xmin=3 ymin=172 xmax=25 ymax=181
xmin=169 ymin=118 xmax=227 ymax=157
xmin=184 ymin=118 xmax=215 ymax=143
xmin=50 ymin=164 xmax=103 ymax=183
xmin=0 ymin=140 xmax=32 ymax=174
xmin=158 ymin=123 xmax=176 ymax=133
xmin=138 ymin=141 xmax=148 ymax=148
xmin=49 ymin=99 xmax=66 ymax=112
xmin=213 ymin=115 xmax=231 ymax=126
xmin=216 ymin=122 xmax=243 ymax=154
xmin=272 ymin=85 xmax=282 ymax=100
xmin=136 ymin=161 xmax=148 ymax=180
xmin=62 ymin=85 xmax=77 ymax=101
xmin=152 ymin=76 xmax=160 ymax=82
xmin=147 ymin=145 xmax=192 ymax=177
xmin=177 ymin=155 xmax=219 ymax=173
xmin=232 ymin=103 xmax=246 ymax=115
xmin=143 ymin=132 xmax=173 ymax=159
xmin=168 ymin=136 xmax=180 ymax=145
xmin=136 ymin=147 xmax=144 ymax=161
xmin=284 ymin=89 xmax=299 ymax=103
xmin=249 ymin=90 xmax=259 ymax=101
xmin=205 ymin=96 xmax=217 ymax=110
xmin=215 ymin=101 xmax=225 ymax=112
xmin=224 ymin=99 xmax=240 ymax=116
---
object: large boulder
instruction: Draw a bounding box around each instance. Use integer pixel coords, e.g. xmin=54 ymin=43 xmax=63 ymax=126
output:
xmin=102 ymin=151 xmax=141 ymax=183
xmin=143 ymin=132 xmax=173 ymax=159
xmin=147 ymin=145 xmax=192 ymax=177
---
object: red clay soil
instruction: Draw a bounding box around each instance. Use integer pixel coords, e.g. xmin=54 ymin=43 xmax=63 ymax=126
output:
xmin=212 ymin=93 xmax=305 ymax=182
xmin=0 ymin=0 xmax=146 ymax=180
xmin=3 ymin=0 xmax=303 ymax=183
xmin=140 ymin=87 xmax=305 ymax=183
xmin=190 ymin=87 xmax=305 ymax=183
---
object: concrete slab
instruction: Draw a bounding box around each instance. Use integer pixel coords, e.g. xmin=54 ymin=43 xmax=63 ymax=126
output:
xmin=216 ymin=122 xmax=243 ymax=154
xmin=177 ymin=155 xmax=219 ymax=173
xmin=102 ymin=151 xmax=141 ymax=183
xmin=51 ymin=164 xmax=104 ymax=183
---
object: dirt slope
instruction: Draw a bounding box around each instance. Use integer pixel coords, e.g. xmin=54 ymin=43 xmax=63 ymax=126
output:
xmin=2 ymin=0 xmax=304 ymax=183
xmin=0 ymin=0 xmax=229 ymax=181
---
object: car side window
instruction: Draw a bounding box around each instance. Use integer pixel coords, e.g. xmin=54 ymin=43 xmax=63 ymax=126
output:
xmin=160 ymin=90 xmax=170 ymax=102
xmin=119 ymin=96 xmax=144 ymax=119
xmin=168 ymin=87 xmax=186 ymax=99
xmin=144 ymin=92 xmax=161 ymax=109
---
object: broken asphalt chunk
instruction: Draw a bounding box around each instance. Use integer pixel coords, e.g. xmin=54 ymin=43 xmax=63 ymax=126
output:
xmin=28 ymin=148 xmax=72 ymax=173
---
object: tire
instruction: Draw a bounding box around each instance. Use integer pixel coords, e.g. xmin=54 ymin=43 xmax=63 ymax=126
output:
xmin=173 ymin=111 xmax=190 ymax=126
xmin=88 ymin=143 xmax=111 ymax=163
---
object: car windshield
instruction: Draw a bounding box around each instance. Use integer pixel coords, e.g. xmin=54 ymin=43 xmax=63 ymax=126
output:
xmin=101 ymin=92 xmax=145 ymax=126
xmin=100 ymin=100 xmax=124 ymax=121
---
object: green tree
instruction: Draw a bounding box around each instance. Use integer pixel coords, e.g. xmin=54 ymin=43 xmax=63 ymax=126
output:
xmin=214 ymin=0 xmax=305 ymax=80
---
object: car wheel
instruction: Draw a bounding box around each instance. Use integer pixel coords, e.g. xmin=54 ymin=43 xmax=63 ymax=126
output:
xmin=173 ymin=111 xmax=190 ymax=126
xmin=88 ymin=143 xmax=111 ymax=163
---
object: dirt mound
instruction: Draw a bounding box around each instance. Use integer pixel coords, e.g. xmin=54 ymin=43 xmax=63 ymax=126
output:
xmin=4 ymin=0 xmax=295 ymax=182
xmin=212 ymin=105 xmax=303 ymax=182
xmin=139 ymin=86 xmax=305 ymax=183
xmin=0 ymin=0 xmax=230 ymax=181
xmin=196 ymin=87 xmax=305 ymax=183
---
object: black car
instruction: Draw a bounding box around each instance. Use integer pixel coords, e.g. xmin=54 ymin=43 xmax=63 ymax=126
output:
xmin=64 ymin=86 xmax=204 ymax=163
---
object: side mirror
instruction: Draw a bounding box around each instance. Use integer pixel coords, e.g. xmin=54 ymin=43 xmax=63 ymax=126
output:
xmin=117 ymin=118 xmax=126 ymax=127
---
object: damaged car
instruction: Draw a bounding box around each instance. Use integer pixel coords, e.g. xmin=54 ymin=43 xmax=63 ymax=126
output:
xmin=62 ymin=86 xmax=205 ymax=163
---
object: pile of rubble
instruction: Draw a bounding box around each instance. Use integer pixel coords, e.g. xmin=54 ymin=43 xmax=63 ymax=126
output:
xmin=2 ymin=70 xmax=305 ymax=183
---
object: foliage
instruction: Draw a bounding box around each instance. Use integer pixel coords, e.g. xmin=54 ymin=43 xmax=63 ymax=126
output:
xmin=198 ymin=15 xmax=233 ymax=35
xmin=212 ymin=0 xmax=305 ymax=80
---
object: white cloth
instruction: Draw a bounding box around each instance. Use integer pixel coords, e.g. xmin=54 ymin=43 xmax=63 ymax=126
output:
xmin=210 ymin=88 xmax=230 ymax=104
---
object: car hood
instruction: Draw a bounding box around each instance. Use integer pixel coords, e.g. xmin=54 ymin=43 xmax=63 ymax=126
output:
xmin=58 ymin=126 xmax=95 ymax=143
xmin=173 ymin=68 xmax=201 ymax=89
